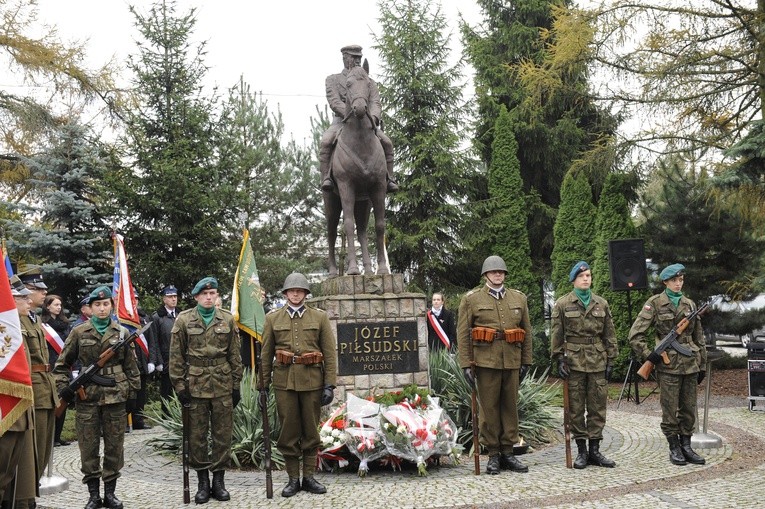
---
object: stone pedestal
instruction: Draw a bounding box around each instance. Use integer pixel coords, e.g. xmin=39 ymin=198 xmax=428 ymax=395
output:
xmin=310 ymin=274 xmax=428 ymax=402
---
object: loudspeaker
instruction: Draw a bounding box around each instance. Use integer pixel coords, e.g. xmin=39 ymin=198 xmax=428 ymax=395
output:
xmin=750 ymin=370 xmax=765 ymax=397
xmin=608 ymin=238 xmax=647 ymax=291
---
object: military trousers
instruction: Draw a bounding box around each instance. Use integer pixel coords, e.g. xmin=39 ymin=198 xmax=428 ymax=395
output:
xmin=76 ymin=402 xmax=126 ymax=483
xmin=274 ymin=388 xmax=322 ymax=478
xmin=10 ymin=428 xmax=37 ymax=501
xmin=568 ymin=370 xmax=608 ymax=440
xmin=0 ymin=430 xmax=27 ymax=501
xmin=34 ymin=407 xmax=54 ymax=480
xmin=188 ymin=395 xmax=233 ymax=472
xmin=657 ymin=371 xmax=698 ymax=436
xmin=475 ymin=366 xmax=520 ymax=456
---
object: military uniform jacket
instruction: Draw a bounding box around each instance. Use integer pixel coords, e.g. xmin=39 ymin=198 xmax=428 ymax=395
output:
xmin=261 ymin=305 xmax=337 ymax=391
xmin=550 ymin=292 xmax=617 ymax=372
xmin=53 ymin=320 xmax=141 ymax=405
xmin=457 ymin=286 xmax=533 ymax=370
xmin=20 ymin=314 xmax=58 ymax=410
xmin=326 ymin=68 xmax=383 ymax=125
xmin=169 ymin=308 xmax=243 ymax=398
xmin=629 ymin=292 xmax=707 ymax=375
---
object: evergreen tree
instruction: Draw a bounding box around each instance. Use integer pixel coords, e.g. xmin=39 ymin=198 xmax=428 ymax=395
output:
xmin=113 ymin=0 xmax=238 ymax=297
xmin=592 ymin=172 xmax=650 ymax=377
xmin=550 ymin=168 xmax=596 ymax=296
xmin=640 ymin=160 xmax=764 ymax=302
xmin=374 ymin=0 xmax=478 ymax=292
xmin=462 ymin=0 xmax=617 ymax=280
xmin=217 ymin=78 xmax=324 ymax=292
xmin=6 ymin=122 xmax=112 ymax=307
xmin=488 ymin=106 xmax=539 ymax=325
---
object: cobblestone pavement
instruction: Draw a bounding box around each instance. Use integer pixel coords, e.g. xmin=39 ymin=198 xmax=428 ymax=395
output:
xmin=37 ymin=400 xmax=765 ymax=509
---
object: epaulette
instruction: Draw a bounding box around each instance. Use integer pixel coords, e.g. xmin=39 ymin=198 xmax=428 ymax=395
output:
xmin=508 ymin=289 xmax=525 ymax=296
xmin=465 ymin=288 xmax=478 ymax=297
xmin=267 ymin=308 xmax=279 ymax=315
xmin=217 ymin=308 xmax=233 ymax=317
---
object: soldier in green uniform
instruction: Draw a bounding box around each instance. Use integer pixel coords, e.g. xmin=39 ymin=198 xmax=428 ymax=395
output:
xmin=629 ymin=263 xmax=707 ymax=466
xmin=17 ymin=266 xmax=58 ymax=509
xmin=170 ymin=277 xmax=243 ymax=504
xmin=1 ymin=277 xmax=35 ymax=508
xmin=457 ymin=256 xmax=533 ymax=475
xmin=261 ymin=273 xmax=337 ymax=498
xmin=53 ymin=286 xmax=141 ymax=509
xmin=551 ymin=261 xmax=617 ymax=469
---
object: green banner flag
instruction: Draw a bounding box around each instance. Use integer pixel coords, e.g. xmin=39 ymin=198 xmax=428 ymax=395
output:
xmin=232 ymin=229 xmax=266 ymax=342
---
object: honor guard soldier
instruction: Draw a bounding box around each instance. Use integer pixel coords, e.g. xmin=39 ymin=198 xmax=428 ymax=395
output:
xmin=261 ymin=273 xmax=337 ymax=498
xmin=53 ymin=286 xmax=141 ymax=509
xmin=17 ymin=266 xmax=58 ymax=509
xmin=551 ymin=261 xmax=617 ymax=469
xmin=1 ymin=278 xmax=36 ymax=507
xmin=170 ymin=277 xmax=243 ymax=504
xmin=457 ymin=256 xmax=533 ymax=474
xmin=629 ymin=263 xmax=707 ymax=466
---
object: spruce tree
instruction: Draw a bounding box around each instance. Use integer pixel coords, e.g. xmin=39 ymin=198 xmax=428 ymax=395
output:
xmin=374 ymin=0 xmax=478 ymax=292
xmin=550 ymin=169 xmax=597 ymax=296
xmin=6 ymin=122 xmax=112 ymax=307
xmin=462 ymin=0 xmax=617 ymax=280
xmin=114 ymin=0 xmax=238 ymax=297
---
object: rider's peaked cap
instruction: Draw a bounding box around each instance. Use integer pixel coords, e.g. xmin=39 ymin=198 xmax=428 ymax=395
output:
xmin=340 ymin=45 xmax=363 ymax=56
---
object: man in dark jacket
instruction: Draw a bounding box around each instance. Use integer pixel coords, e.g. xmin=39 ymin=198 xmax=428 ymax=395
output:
xmin=150 ymin=285 xmax=178 ymax=416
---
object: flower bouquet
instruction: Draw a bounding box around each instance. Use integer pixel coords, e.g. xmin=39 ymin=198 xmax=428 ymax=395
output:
xmin=317 ymin=404 xmax=349 ymax=471
xmin=343 ymin=394 xmax=386 ymax=477
xmin=425 ymin=397 xmax=463 ymax=464
xmin=380 ymin=398 xmax=439 ymax=476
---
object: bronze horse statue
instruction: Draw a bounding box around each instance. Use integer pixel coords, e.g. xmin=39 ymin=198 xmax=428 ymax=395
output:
xmin=323 ymin=65 xmax=390 ymax=276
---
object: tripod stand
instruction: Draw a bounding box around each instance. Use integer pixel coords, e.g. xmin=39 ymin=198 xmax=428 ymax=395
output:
xmin=616 ymin=289 xmax=658 ymax=407
xmin=617 ymin=289 xmax=638 ymax=407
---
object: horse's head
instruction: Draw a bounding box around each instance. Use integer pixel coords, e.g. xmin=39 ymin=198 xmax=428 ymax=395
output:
xmin=345 ymin=65 xmax=371 ymax=118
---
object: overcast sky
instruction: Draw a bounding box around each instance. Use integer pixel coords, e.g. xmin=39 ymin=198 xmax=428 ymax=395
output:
xmin=36 ymin=0 xmax=482 ymax=143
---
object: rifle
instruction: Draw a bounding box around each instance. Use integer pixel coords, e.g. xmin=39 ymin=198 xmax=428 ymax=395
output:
xmin=256 ymin=339 xmax=273 ymax=499
xmin=562 ymin=375 xmax=573 ymax=469
xmin=637 ymin=302 xmax=709 ymax=380
xmin=182 ymin=383 xmax=190 ymax=504
xmin=468 ymin=334 xmax=480 ymax=475
xmin=56 ymin=321 xmax=152 ymax=418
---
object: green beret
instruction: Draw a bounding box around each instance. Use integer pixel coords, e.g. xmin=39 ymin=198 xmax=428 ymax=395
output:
xmin=569 ymin=261 xmax=590 ymax=282
xmin=192 ymin=277 xmax=218 ymax=296
xmin=660 ymin=263 xmax=685 ymax=281
xmin=88 ymin=286 xmax=113 ymax=304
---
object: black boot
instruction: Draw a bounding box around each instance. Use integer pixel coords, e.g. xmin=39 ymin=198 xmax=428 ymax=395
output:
xmin=500 ymin=453 xmax=529 ymax=473
xmin=574 ymin=439 xmax=588 ymax=469
xmin=102 ymin=480 xmax=123 ymax=509
xmin=301 ymin=476 xmax=327 ymax=494
xmin=680 ymin=435 xmax=706 ymax=465
xmin=588 ymin=439 xmax=616 ymax=468
xmin=195 ymin=469 xmax=211 ymax=504
xmin=84 ymin=478 xmax=102 ymax=509
xmin=211 ymin=471 xmax=231 ymax=501
xmin=486 ymin=454 xmax=500 ymax=475
xmin=667 ymin=435 xmax=687 ymax=466
xmin=281 ymin=478 xmax=301 ymax=498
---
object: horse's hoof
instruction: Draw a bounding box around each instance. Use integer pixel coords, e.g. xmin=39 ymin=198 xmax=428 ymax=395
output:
xmin=347 ymin=268 xmax=361 ymax=275
xmin=377 ymin=266 xmax=391 ymax=275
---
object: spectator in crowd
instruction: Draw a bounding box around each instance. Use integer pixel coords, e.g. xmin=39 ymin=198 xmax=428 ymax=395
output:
xmin=426 ymin=292 xmax=456 ymax=351
xmin=41 ymin=294 xmax=72 ymax=446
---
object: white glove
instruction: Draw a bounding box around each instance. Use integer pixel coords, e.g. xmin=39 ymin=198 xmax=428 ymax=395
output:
xmin=147 ymin=362 xmax=155 ymax=374
xmin=156 ymin=364 xmax=164 ymax=373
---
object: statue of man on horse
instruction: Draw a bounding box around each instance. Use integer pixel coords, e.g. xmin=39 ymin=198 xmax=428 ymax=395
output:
xmin=319 ymin=45 xmax=398 ymax=194
xmin=320 ymin=45 xmax=395 ymax=276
